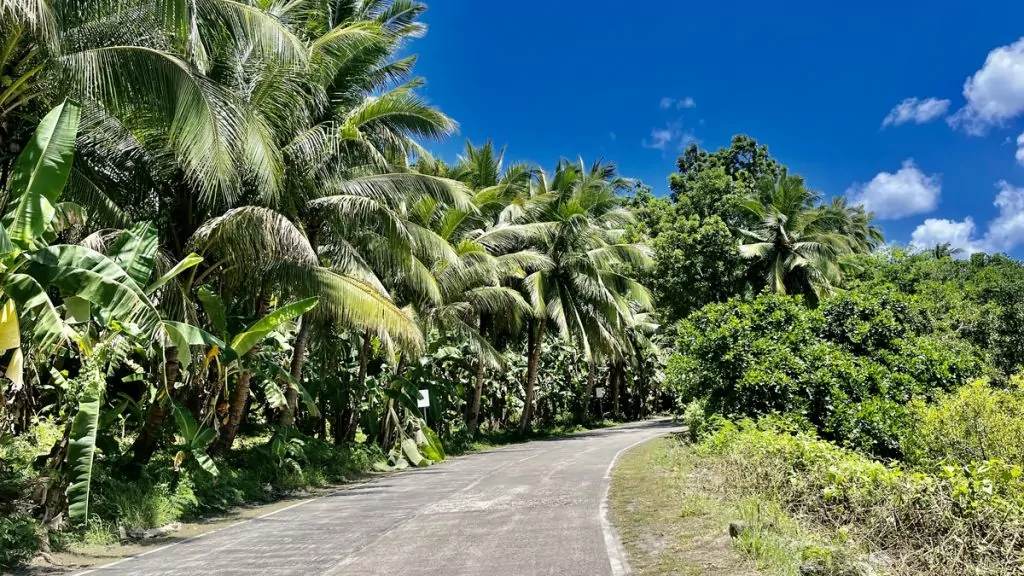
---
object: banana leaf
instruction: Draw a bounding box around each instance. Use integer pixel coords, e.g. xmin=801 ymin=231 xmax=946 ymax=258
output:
xmin=401 ymin=438 xmax=429 ymax=467
xmin=170 ymin=401 xmax=219 ymax=476
xmin=4 ymin=101 xmax=81 ymax=249
xmin=251 ymin=358 xmax=320 ymax=417
xmin=228 ymin=297 xmax=318 ymax=359
xmin=196 ymin=286 xmax=228 ymax=339
xmin=420 ymin=423 xmax=446 ymax=463
xmin=107 ymin=222 xmax=158 ymax=287
xmin=146 ymin=253 xmax=202 ymax=296
xmin=66 ymin=367 xmax=103 ymax=523
xmin=4 ymin=273 xmax=71 ymax=351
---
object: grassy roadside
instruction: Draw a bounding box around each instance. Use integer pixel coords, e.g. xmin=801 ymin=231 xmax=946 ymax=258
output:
xmin=609 ymin=435 xmax=871 ymax=576
xmin=609 ymin=435 xmax=757 ymax=576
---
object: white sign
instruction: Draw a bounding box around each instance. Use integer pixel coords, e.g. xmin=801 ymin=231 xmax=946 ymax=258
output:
xmin=595 ymin=387 xmax=606 ymax=399
xmin=417 ymin=389 xmax=430 ymax=408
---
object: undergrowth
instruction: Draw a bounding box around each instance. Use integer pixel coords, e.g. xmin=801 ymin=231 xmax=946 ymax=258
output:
xmin=697 ymin=417 xmax=1024 ymax=575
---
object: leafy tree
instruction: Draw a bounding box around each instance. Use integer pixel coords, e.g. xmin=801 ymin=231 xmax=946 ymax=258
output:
xmin=670 ymin=290 xmax=983 ymax=457
xmin=670 ymin=135 xmax=780 ymax=209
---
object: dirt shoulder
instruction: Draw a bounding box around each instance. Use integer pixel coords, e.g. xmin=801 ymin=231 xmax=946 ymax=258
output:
xmin=608 ymin=435 xmax=759 ymax=576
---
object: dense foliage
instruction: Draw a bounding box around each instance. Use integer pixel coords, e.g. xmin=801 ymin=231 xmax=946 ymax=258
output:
xmin=0 ymin=1 xmax=662 ymax=565
xmin=1 ymin=2 xmax=1022 ymax=573
xmin=657 ymin=136 xmax=1024 ymax=575
xmin=671 ymin=290 xmax=984 ymax=457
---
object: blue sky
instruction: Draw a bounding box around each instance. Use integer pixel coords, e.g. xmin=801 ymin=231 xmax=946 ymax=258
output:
xmin=411 ymin=0 xmax=1024 ymax=255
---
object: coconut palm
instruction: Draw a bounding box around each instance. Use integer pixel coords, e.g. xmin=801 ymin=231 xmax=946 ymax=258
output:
xmin=738 ymin=170 xmax=879 ymax=302
xmin=479 ymin=158 xmax=652 ymax=430
xmin=0 ymin=0 xmax=302 ymax=203
xmin=409 ymin=151 xmax=548 ymax=433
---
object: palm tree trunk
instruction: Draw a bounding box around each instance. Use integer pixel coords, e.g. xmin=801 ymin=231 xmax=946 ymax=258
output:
xmin=582 ymin=357 xmax=597 ymax=422
xmin=0 ymin=161 xmax=10 ymax=193
xmin=520 ymin=321 xmax=544 ymax=433
xmin=350 ymin=329 xmax=371 ymax=440
xmin=611 ymin=362 xmax=621 ymax=418
xmin=282 ymin=224 xmax=319 ymax=427
xmin=213 ymin=293 xmax=268 ymax=455
xmin=316 ymin=392 xmax=327 ymax=439
xmin=280 ymin=317 xmax=311 ymax=426
xmin=337 ymin=329 xmax=371 ymax=444
xmin=467 ymin=348 xmax=486 ymax=436
xmin=130 ymin=347 xmax=181 ymax=468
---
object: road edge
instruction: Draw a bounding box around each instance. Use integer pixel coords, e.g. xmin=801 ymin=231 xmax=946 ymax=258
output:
xmin=600 ymin=431 xmax=670 ymax=576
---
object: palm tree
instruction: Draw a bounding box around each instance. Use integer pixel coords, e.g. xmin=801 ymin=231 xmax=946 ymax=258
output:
xmin=410 ymin=144 xmax=549 ymax=434
xmin=45 ymin=0 xmax=464 ymax=455
xmin=738 ymin=170 xmax=880 ymax=302
xmin=249 ymin=2 xmax=465 ymax=426
xmin=0 ymin=0 xmax=301 ymax=202
xmin=930 ymin=242 xmax=965 ymax=260
xmin=479 ymin=158 xmax=652 ymax=430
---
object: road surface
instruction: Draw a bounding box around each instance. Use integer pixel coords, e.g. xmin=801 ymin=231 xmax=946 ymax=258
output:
xmin=75 ymin=420 xmax=677 ymax=576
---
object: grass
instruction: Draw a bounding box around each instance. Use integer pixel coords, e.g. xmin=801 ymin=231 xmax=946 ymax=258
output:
xmin=609 ymin=435 xmax=868 ymax=576
xmin=609 ymin=435 xmax=757 ymax=575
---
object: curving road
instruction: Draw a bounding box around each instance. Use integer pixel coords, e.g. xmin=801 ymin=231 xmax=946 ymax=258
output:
xmin=74 ymin=420 xmax=677 ymax=576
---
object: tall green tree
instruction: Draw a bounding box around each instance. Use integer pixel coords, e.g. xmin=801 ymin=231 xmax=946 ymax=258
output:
xmin=481 ymin=158 xmax=652 ymax=429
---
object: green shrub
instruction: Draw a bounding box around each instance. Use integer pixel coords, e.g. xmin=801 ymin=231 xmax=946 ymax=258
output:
xmin=700 ymin=419 xmax=1024 ymax=574
xmin=0 ymin=512 xmax=37 ymax=569
xmin=671 ymin=292 xmax=985 ymax=458
xmin=85 ymin=432 xmax=383 ymax=531
xmin=818 ymin=288 xmax=921 ymax=355
xmin=670 ymin=292 xmax=816 ymax=414
xmin=680 ymin=400 xmax=706 ymax=442
xmin=903 ymin=379 xmax=1024 ymax=467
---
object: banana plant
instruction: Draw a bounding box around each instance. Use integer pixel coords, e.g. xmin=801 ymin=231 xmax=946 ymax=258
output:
xmin=0 ymin=101 xmax=202 ymax=375
xmin=194 ymin=290 xmax=319 ymax=452
xmin=0 ymin=101 xmax=215 ymax=523
xmin=169 ymin=401 xmax=219 ymax=476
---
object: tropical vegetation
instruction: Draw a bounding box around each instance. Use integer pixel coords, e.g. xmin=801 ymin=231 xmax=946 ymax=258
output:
xmin=0 ymin=0 xmax=662 ymax=566
xmin=652 ymin=140 xmax=1024 ymax=573
xmin=1 ymin=1 xmax=1023 ymax=574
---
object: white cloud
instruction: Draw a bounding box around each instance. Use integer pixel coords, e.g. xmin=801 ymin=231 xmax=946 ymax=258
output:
xmin=1016 ymin=132 xmax=1024 ymax=165
xmin=984 ymin=181 xmax=1024 ymax=252
xmin=659 ymin=96 xmax=697 ymax=110
xmin=911 ymin=218 xmax=979 ymax=255
xmin=644 ymin=128 xmax=673 ymax=150
xmin=949 ymin=37 xmax=1024 ymax=135
xmin=642 ymin=120 xmax=697 ymax=152
xmin=909 ymin=181 xmax=1024 ymax=255
xmin=846 ymin=160 xmax=941 ymax=220
xmin=881 ymin=97 xmax=951 ymax=127
xmin=609 ymin=131 xmax=617 ymax=141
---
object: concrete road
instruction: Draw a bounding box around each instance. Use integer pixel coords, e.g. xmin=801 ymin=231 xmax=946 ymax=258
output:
xmin=76 ymin=420 xmax=677 ymax=576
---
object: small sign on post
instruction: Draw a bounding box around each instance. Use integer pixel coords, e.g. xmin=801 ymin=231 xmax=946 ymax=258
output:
xmin=595 ymin=387 xmax=606 ymax=399
xmin=595 ymin=387 xmax=605 ymax=419
xmin=417 ymin=389 xmax=430 ymax=423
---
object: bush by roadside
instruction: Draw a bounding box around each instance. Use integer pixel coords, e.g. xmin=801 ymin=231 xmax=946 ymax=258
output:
xmin=667 ymin=291 xmax=985 ymax=459
xmin=697 ymin=418 xmax=1024 ymax=575
xmin=902 ymin=378 xmax=1024 ymax=467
